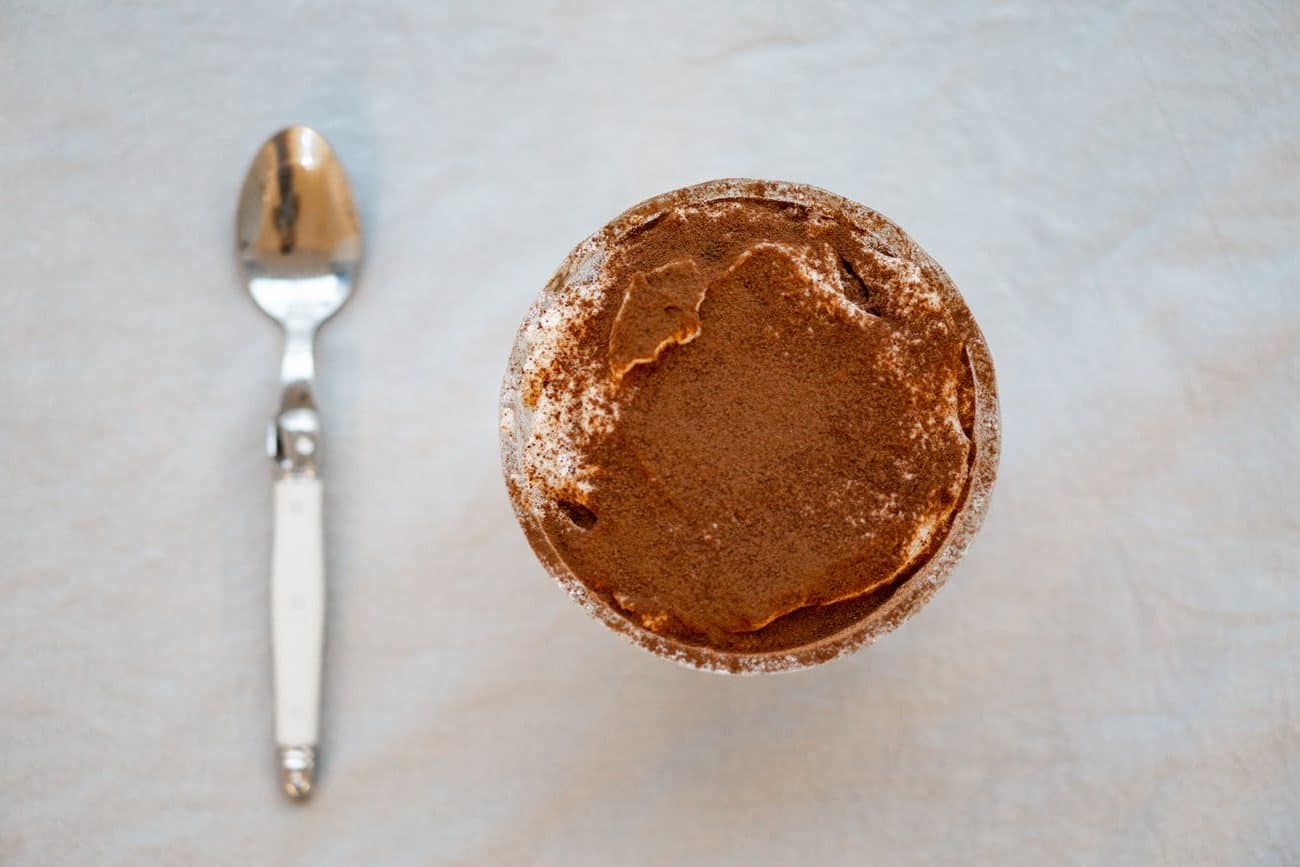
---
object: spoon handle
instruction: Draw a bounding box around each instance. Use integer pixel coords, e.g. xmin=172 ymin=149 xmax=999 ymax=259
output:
xmin=268 ymin=405 xmax=325 ymax=800
xmin=271 ymin=474 xmax=323 ymax=799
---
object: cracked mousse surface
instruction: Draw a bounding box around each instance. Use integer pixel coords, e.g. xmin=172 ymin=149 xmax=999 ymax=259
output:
xmin=502 ymin=180 xmax=997 ymax=670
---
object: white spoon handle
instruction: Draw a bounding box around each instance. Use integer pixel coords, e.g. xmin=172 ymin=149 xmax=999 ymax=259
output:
xmin=271 ymin=474 xmax=324 ymax=799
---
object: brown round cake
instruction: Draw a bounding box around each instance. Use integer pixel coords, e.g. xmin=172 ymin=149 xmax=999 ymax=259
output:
xmin=500 ymin=180 xmax=999 ymax=673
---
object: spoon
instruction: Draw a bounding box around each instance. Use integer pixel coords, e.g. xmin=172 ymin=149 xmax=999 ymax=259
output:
xmin=237 ymin=126 xmax=361 ymax=800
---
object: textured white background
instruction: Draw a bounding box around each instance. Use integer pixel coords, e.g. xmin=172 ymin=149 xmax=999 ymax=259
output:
xmin=2 ymin=2 xmax=1297 ymax=864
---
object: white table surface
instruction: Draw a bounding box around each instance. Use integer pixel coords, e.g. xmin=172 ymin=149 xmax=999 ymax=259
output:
xmin=3 ymin=2 xmax=1297 ymax=864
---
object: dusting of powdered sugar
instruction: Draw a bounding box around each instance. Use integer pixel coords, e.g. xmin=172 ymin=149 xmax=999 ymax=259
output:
xmin=506 ymin=239 xmax=622 ymax=509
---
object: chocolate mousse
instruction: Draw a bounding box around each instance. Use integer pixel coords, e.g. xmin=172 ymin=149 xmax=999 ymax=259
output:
xmin=501 ymin=180 xmax=999 ymax=671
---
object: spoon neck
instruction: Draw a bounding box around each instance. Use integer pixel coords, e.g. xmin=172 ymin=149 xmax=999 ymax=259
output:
xmin=271 ymin=325 xmax=322 ymax=477
xmin=279 ymin=324 xmax=318 ymax=412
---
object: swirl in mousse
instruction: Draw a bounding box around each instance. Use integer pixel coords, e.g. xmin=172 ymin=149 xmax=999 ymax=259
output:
xmin=501 ymin=180 xmax=999 ymax=673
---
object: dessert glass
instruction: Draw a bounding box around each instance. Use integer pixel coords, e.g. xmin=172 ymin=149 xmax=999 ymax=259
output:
xmin=500 ymin=179 xmax=1000 ymax=673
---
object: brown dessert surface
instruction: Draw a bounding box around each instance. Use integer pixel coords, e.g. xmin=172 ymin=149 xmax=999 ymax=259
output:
xmin=519 ymin=188 xmax=976 ymax=652
xmin=608 ymin=259 xmax=707 ymax=381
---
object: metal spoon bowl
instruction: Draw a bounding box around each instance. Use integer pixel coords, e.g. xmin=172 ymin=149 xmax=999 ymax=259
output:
xmin=238 ymin=125 xmax=361 ymax=306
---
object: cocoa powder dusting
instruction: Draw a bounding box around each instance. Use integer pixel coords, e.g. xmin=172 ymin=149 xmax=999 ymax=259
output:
xmin=608 ymin=259 xmax=707 ymax=381
xmin=518 ymin=186 xmax=978 ymax=654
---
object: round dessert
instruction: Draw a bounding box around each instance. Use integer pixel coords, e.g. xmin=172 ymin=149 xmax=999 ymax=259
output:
xmin=500 ymin=180 xmax=999 ymax=673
